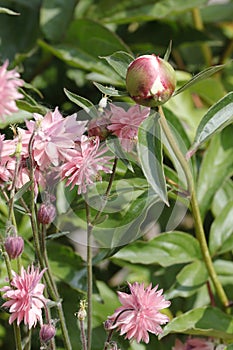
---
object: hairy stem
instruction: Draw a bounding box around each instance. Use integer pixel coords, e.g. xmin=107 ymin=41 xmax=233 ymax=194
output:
xmin=158 ymin=106 xmax=229 ymax=308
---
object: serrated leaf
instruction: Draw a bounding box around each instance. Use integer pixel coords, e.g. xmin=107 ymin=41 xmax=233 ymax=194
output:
xmin=64 ymin=88 xmax=98 ymax=118
xmin=93 ymin=82 xmax=127 ymax=97
xmin=138 ymin=112 xmax=168 ymax=204
xmin=113 ymin=231 xmax=202 ymax=267
xmin=209 ymin=201 xmax=233 ymax=256
xmin=189 ymin=92 xmax=233 ymax=154
xmin=160 ymin=306 xmax=233 ymax=341
xmin=197 ymin=126 xmax=233 ymax=218
xmin=101 ymin=51 xmax=134 ymax=78
xmin=174 ymin=64 xmax=226 ymax=96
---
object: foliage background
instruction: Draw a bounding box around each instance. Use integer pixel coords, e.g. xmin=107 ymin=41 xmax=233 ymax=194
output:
xmin=0 ymin=0 xmax=233 ymax=349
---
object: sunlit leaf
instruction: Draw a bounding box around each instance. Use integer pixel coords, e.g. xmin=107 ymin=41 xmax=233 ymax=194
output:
xmin=100 ymin=51 xmax=134 ymax=78
xmin=64 ymin=88 xmax=98 ymax=118
xmin=160 ymin=306 xmax=233 ymax=341
xmin=188 ymin=92 xmax=233 ymax=154
xmin=138 ymin=112 xmax=168 ymax=204
xmin=113 ymin=231 xmax=202 ymax=267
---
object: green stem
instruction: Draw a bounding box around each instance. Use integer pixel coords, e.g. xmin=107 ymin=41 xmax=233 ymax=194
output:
xmin=85 ymin=193 xmax=93 ymax=350
xmin=158 ymin=106 xmax=229 ymax=308
xmin=191 ymin=7 xmax=212 ymax=66
xmin=28 ymin=133 xmax=72 ymax=349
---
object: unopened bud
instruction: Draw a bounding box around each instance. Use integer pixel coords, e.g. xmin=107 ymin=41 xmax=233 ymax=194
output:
xmin=88 ymin=116 xmax=111 ymax=141
xmin=37 ymin=203 xmax=56 ymax=225
xmin=126 ymin=54 xmax=176 ymax=107
xmin=4 ymin=236 xmax=24 ymax=259
xmin=40 ymin=324 xmax=56 ymax=343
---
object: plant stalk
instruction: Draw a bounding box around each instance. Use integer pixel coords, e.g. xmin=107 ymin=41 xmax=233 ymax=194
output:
xmin=158 ymin=106 xmax=229 ymax=308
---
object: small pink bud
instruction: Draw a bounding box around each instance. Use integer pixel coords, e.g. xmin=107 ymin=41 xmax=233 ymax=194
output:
xmin=88 ymin=116 xmax=111 ymax=141
xmin=126 ymin=54 xmax=176 ymax=107
xmin=40 ymin=324 xmax=56 ymax=343
xmin=37 ymin=203 xmax=56 ymax=225
xmin=4 ymin=236 xmax=24 ymax=259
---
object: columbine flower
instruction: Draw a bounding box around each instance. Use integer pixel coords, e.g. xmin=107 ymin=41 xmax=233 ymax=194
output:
xmin=126 ymin=55 xmax=176 ymax=107
xmin=172 ymin=337 xmax=215 ymax=350
xmin=37 ymin=202 xmax=56 ymax=225
xmin=0 ymin=60 xmax=24 ymax=121
xmin=0 ymin=265 xmax=48 ymax=329
xmin=107 ymin=104 xmax=150 ymax=152
xmin=25 ymin=107 xmax=87 ymax=169
xmin=60 ymin=135 xmax=112 ymax=194
xmin=106 ymin=282 xmax=170 ymax=344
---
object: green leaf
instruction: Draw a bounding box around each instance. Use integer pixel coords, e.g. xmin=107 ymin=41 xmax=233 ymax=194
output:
xmin=40 ymin=0 xmax=77 ymax=42
xmin=86 ymin=0 xmax=208 ymax=24
xmin=38 ymin=40 xmax=123 ymax=86
xmin=197 ymin=126 xmax=233 ymax=218
xmin=209 ymin=201 xmax=233 ymax=256
xmin=47 ymin=242 xmax=86 ymax=292
xmin=0 ymin=7 xmax=19 ymax=15
xmin=100 ymin=51 xmax=134 ymax=78
xmin=214 ymin=259 xmax=233 ymax=285
xmin=189 ymin=92 xmax=233 ymax=154
xmin=93 ymin=82 xmax=127 ymax=97
xmin=138 ymin=112 xmax=168 ymax=204
xmin=160 ymin=306 xmax=233 ymax=341
xmin=174 ymin=64 xmax=226 ymax=96
xmin=63 ymin=88 xmax=98 ymax=118
xmin=93 ymin=189 xmax=159 ymax=248
xmin=164 ymin=40 xmax=172 ymax=61
xmin=113 ymin=231 xmax=202 ymax=267
xmin=14 ymin=181 xmax=32 ymax=202
xmin=166 ymin=261 xmax=208 ymax=299
xmin=212 ymin=180 xmax=233 ymax=217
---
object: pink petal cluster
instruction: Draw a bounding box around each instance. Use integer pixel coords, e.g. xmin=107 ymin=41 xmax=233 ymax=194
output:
xmin=106 ymin=104 xmax=150 ymax=152
xmin=25 ymin=107 xmax=87 ymax=169
xmin=0 ymin=265 xmax=48 ymax=329
xmin=60 ymin=135 xmax=112 ymax=194
xmin=172 ymin=337 xmax=215 ymax=350
xmin=106 ymin=282 xmax=170 ymax=344
xmin=0 ymin=60 xmax=24 ymax=121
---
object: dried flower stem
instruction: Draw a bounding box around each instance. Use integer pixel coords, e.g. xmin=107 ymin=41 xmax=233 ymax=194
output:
xmin=79 ymin=318 xmax=87 ymax=350
xmin=158 ymin=106 xmax=229 ymax=308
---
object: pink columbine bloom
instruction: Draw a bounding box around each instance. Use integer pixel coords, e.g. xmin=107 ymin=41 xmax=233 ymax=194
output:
xmin=60 ymin=135 xmax=112 ymax=194
xmin=106 ymin=282 xmax=170 ymax=344
xmin=172 ymin=337 xmax=215 ymax=350
xmin=0 ymin=60 xmax=24 ymax=121
xmin=107 ymin=104 xmax=150 ymax=152
xmin=25 ymin=107 xmax=87 ymax=169
xmin=0 ymin=265 xmax=48 ymax=329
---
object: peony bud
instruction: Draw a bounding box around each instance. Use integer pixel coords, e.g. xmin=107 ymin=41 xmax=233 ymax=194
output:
xmin=4 ymin=236 xmax=24 ymax=259
xmin=37 ymin=203 xmax=56 ymax=225
xmin=88 ymin=116 xmax=111 ymax=141
xmin=40 ymin=324 xmax=56 ymax=343
xmin=126 ymin=54 xmax=176 ymax=107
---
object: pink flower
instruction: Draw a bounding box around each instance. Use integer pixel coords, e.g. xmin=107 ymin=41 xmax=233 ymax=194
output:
xmin=107 ymin=282 xmax=170 ymax=344
xmin=0 ymin=265 xmax=48 ymax=329
xmin=107 ymin=104 xmax=150 ymax=152
xmin=60 ymin=135 xmax=112 ymax=194
xmin=0 ymin=134 xmax=15 ymax=185
xmin=25 ymin=107 xmax=87 ymax=169
xmin=0 ymin=60 xmax=24 ymax=121
xmin=172 ymin=337 xmax=215 ymax=350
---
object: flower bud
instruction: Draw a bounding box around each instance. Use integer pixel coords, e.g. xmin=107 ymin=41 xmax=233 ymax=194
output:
xmin=4 ymin=236 xmax=24 ymax=259
xmin=88 ymin=116 xmax=111 ymax=141
xmin=40 ymin=324 xmax=56 ymax=343
xmin=126 ymin=54 xmax=176 ymax=107
xmin=37 ymin=203 xmax=56 ymax=225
